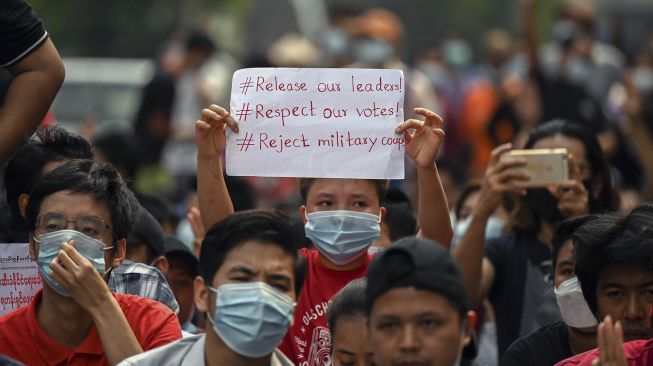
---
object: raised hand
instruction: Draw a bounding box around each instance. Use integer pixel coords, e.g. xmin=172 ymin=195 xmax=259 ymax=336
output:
xmin=592 ymin=316 xmax=628 ymax=366
xmin=196 ymin=104 xmax=239 ymax=161
xmin=395 ymin=107 xmax=445 ymax=170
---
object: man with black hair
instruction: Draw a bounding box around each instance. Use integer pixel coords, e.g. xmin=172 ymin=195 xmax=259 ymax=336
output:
xmin=163 ymin=235 xmax=199 ymax=333
xmin=366 ymin=237 xmax=473 ymax=366
xmin=503 ymin=216 xmax=599 ymax=365
xmin=3 ymin=125 xmax=180 ymax=313
xmin=555 ymin=204 xmax=653 ymax=365
xmin=0 ymin=160 xmax=181 ymax=365
xmin=119 ymin=210 xmax=304 ymax=366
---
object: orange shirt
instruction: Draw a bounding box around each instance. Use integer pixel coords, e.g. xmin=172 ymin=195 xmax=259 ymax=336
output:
xmin=0 ymin=290 xmax=182 ymax=366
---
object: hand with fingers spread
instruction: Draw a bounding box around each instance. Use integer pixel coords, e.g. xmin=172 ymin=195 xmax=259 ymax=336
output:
xmin=549 ymin=155 xmax=589 ymax=219
xmin=474 ymin=143 xmax=529 ymax=219
xmin=196 ymin=104 xmax=240 ymax=161
xmin=49 ymin=241 xmax=113 ymax=312
xmin=395 ymin=107 xmax=445 ymax=170
xmin=592 ymin=316 xmax=628 ymax=366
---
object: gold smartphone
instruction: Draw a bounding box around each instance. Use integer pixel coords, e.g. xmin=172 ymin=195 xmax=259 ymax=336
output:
xmin=500 ymin=148 xmax=569 ymax=188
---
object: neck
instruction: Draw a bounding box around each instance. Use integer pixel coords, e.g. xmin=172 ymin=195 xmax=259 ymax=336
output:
xmin=37 ymin=286 xmax=94 ymax=348
xmin=567 ymin=326 xmax=597 ymax=355
xmin=537 ymin=220 xmax=556 ymax=246
xmin=204 ymin=322 xmax=273 ymax=366
xmin=317 ymin=251 xmax=367 ymax=271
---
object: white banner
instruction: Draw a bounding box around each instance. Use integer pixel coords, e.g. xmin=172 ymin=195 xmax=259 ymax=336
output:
xmin=0 ymin=243 xmax=41 ymax=316
xmin=226 ymin=68 xmax=405 ymax=179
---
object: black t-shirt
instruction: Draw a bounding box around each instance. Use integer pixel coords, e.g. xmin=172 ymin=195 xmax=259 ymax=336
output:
xmin=0 ymin=0 xmax=47 ymax=67
xmin=501 ymin=321 xmax=573 ymax=366
xmin=486 ymin=231 xmax=562 ymax=356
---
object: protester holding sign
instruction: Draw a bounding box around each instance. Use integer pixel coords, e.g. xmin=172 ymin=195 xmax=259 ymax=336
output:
xmin=195 ymin=67 xmax=452 ymax=366
xmin=0 ymin=160 xmax=181 ymax=366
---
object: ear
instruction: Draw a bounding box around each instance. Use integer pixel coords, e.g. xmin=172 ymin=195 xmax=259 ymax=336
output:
xmin=194 ymin=275 xmax=209 ymax=313
xmin=111 ymin=239 xmax=126 ymax=268
xmin=462 ymin=310 xmax=477 ymax=347
xmin=152 ymin=256 xmax=169 ymax=276
xmin=18 ymin=194 xmax=29 ymax=219
xmin=379 ymin=206 xmax=388 ymax=223
xmin=28 ymin=232 xmax=38 ymax=261
xmin=299 ymin=205 xmax=307 ymax=225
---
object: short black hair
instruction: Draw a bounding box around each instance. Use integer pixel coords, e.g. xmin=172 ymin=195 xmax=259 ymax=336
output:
xmin=573 ymin=204 xmax=653 ymax=315
xmin=26 ymin=159 xmax=138 ymax=241
xmin=328 ymin=278 xmax=367 ymax=338
xmin=199 ymin=210 xmax=305 ymax=295
xmin=551 ymin=215 xmax=598 ymax=274
xmin=93 ymin=130 xmax=139 ymax=180
xmin=298 ymin=178 xmax=388 ymax=205
xmin=4 ymin=126 xmax=93 ymax=226
xmin=382 ymin=187 xmax=417 ymax=240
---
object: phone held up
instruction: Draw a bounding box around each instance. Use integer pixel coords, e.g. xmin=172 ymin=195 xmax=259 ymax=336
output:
xmin=500 ymin=148 xmax=569 ymax=188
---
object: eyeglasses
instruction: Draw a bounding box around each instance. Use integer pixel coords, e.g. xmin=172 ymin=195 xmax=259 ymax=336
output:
xmin=35 ymin=212 xmax=113 ymax=240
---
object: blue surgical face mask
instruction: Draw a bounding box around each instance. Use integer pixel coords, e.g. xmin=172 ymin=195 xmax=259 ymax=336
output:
xmin=304 ymin=210 xmax=381 ymax=265
xmin=452 ymin=216 xmax=505 ymax=247
xmin=35 ymin=229 xmax=114 ymax=297
xmin=207 ymin=282 xmax=295 ymax=358
xmin=353 ymin=39 xmax=392 ymax=66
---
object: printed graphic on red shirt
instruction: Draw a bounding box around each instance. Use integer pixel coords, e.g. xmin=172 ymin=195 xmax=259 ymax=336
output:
xmin=279 ymin=248 xmax=370 ymax=366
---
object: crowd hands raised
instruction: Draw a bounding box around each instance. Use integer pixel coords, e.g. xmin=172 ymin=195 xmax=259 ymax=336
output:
xmin=4 ymin=0 xmax=653 ymax=365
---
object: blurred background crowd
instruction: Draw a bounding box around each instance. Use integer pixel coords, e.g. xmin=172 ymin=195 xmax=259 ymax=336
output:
xmin=2 ymin=0 xmax=653 ymax=248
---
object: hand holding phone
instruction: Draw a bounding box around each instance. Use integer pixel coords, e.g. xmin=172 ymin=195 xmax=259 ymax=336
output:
xmin=499 ymin=148 xmax=569 ymax=188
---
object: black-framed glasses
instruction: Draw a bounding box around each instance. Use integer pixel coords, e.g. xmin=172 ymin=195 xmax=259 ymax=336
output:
xmin=35 ymin=212 xmax=112 ymax=240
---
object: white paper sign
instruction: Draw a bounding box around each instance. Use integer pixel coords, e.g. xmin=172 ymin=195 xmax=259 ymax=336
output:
xmin=227 ymin=68 xmax=405 ymax=178
xmin=0 ymin=244 xmax=41 ymax=316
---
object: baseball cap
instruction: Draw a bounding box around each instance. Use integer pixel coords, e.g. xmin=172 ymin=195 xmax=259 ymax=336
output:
xmin=127 ymin=206 xmax=165 ymax=257
xmin=164 ymin=235 xmax=199 ymax=275
xmin=365 ymin=237 xmax=468 ymax=318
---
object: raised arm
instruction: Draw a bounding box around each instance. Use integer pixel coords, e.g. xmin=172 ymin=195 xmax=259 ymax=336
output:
xmin=196 ymin=104 xmax=239 ymax=230
xmin=395 ymin=107 xmax=452 ymax=247
xmin=1 ymin=38 xmax=64 ymax=164
xmin=452 ymin=144 xmax=528 ymax=304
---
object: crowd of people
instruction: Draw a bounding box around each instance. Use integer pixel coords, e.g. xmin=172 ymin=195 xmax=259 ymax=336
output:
xmin=3 ymin=0 xmax=653 ymax=365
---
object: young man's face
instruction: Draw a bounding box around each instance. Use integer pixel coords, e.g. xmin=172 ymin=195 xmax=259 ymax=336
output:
xmin=166 ymin=256 xmax=196 ymax=326
xmin=332 ymin=315 xmax=374 ymax=366
xmin=596 ymin=263 xmax=653 ymax=342
xmin=195 ymin=240 xmax=297 ymax=317
xmin=369 ymin=287 xmax=469 ymax=366
xmin=302 ymin=179 xmax=382 ymax=217
xmin=29 ymin=190 xmax=122 ymax=271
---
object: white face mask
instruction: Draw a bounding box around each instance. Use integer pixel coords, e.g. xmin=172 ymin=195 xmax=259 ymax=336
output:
xmin=554 ymin=276 xmax=598 ymax=329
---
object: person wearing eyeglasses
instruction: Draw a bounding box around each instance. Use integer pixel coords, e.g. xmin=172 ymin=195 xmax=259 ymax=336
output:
xmin=0 ymin=159 xmax=182 ymax=366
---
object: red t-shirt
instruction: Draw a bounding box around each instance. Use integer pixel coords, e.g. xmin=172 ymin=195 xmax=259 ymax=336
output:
xmin=279 ymin=248 xmax=371 ymax=366
xmin=556 ymin=339 xmax=653 ymax=365
xmin=0 ymin=290 xmax=182 ymax=366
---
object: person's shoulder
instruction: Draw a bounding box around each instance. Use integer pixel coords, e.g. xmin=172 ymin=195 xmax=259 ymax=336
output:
xmin=117 ymin=334 xmax=203 ymax=366
xmin=504 ymin=321 xmax=568 ymax=360
xmin=624 ymin=339 xmax=653 ymax=362
xmin=299 ymin=247 xmax=316 ymax=260
xmin=0 ymin=305 xmax=30 ymax=327
xmin=115 ymin=293 xmax=175 ymax=318
xmin=555 ymin=347 xmax=598 ymax=366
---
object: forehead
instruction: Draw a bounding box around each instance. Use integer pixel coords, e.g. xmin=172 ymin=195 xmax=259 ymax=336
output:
xmin=598 ymin=263 xmax=653 ymax=287
xmin=307 ymin=179 xmax=378 ymax=197
xmin=213 ymin=239 xmax=296 ymax=284
xmin=532 ymin=134 xmax=587 ymax=164
xmin=371 ymin=287 xmax=460 ymax=319
xmin=556 ymin=240 xmax=573 ymax=264
xmin=37 ymin=190 xmax=112 ymax=226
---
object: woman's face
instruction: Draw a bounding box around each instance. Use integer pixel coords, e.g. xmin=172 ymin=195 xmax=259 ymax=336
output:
xmin=532 ymin=134 xmax=592 ymax=182
xmin=332 ymin=315 xmax=375 ymax=366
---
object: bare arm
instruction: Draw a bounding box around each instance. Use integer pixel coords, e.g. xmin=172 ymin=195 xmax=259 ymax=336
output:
xmin=196 ymin=105 xmax=239 ymax=230
xmin=51 ymin=243 xmax=142 ymax=365
xmin=395 ymin=108 xmax=452 ymax=247
xmin=452 ymin=144 xmax=528 ymax=305
xmin=1 ymin=38 xmax=64 ymax=164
